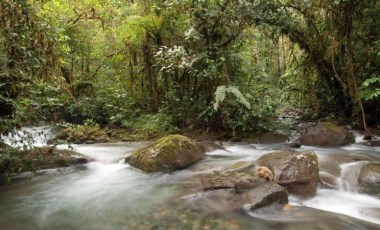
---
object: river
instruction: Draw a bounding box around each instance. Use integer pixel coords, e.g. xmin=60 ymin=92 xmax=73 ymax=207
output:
xmin=1 ymin=127 xmax=380 ymax=229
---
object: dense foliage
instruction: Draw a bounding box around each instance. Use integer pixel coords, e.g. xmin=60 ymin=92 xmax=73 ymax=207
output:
xmin=1 ymin=0 xmax=380 ymax=136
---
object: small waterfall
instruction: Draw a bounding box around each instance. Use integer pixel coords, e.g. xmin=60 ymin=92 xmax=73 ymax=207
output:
xmin=335 ymin=161 xmax=369 ymax=192
xmin=1 ymin=126 xmax=53 ymax=147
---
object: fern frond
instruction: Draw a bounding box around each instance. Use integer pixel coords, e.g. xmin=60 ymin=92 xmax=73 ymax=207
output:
xmin=213 ymin=85 xmax=251 ymax=110
xmin=213 ymin=85 xmax=227 ymax=110
xmin=229 ymin=86 xmax=251 ymax=109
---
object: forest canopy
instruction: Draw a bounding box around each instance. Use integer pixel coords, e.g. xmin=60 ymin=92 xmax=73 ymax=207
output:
xmin=1 ymin=0 xmax=380 ymax=135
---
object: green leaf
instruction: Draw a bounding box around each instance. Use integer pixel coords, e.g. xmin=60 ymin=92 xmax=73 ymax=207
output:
xmin=213 ymin=85 xmax=251 ymax=110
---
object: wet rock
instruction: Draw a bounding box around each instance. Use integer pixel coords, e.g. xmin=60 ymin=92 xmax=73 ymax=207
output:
xmin=180 ymin=160 xmax=289 ymax=211
xmin=234 ymin=178 xmax=267 ymax=194
xmin=49 ymin=127 xmax=110 ymax=144
xmin=241 ymin=181 xmax=288 ymax=210
xmin=318 ymin=153 xmax=373 ymax=178
xmin=298 ymin=122 xmax=354 ymax=146
xmin=182 ymin=171 xmax=254 ymax=193
xmin=255 ymin=131 xmax=288 ymax=144
xmin=368 ymin=140 xmax=380 ymax=147
xmin=256 ymin=151 xmax=319 ymax=197
xmin=261 ymin=132 xmax=288 ymax=143
xmin=3 ymin=146 xmax=90 ymax=174
xmin=284 ymin=140 xmax=302 ymax=148
xmin=223 ymin=161 xmax=255 ymax=173
xmin=319 ymin=171 xmax=338 ymax=189
xmin=201 ymin=141 xmax=225 ymax=152
xmin=358 ymin=162 xmax=380 ymax=195
xmin=126 ymin=135 xmax=205 ymax=172
xmin=182 ymin=173 xmax=288 ymax=212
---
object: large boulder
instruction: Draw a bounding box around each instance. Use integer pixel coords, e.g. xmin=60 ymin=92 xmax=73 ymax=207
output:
xmin=256 ymin=151 xmax=319 ymax=197
xmin=181 ymin=171 xmax=288 ymax=211
xmin=298 ymin=122 xmax=354 ymax=146
xmin=358 ymin=162 xmax=380 ymax=195
xmin=126 ymin=135 xmax=205 ymax=172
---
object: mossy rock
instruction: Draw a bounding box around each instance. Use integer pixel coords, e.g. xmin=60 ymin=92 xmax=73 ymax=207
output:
xmin=1 ymin=146 xmax=90 ymax=174
xmin=298 ymin=122 xmax=354 ymax=146
xmin=126 ymin=135 xmax=205 ymax=172
xmin=49 ymin=127 xmax=110 ymax=144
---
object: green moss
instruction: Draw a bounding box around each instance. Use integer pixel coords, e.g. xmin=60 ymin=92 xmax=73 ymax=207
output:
xmin=128 ymin=135 xmax=204 ymax=172
xmin=1 ymin=146 xmax=89 ymax=175
xmin=51 ymin=121 xmax=179 ymax=144
xmin=320 ymin=122 xmax=341 ymax=132
xmin=52 ymin=124 xmax=110 ymax=144
xmin=321 ymin=122 xmax=355 ymax=143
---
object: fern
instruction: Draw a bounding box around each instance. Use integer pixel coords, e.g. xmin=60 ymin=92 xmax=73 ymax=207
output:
xmin=214 ymin=85 xmax=227 ymax=110
xmin=360 ymin=75 xmax=380 ymax=101
xmin=213 ymin=85 xmax=251 ymax=110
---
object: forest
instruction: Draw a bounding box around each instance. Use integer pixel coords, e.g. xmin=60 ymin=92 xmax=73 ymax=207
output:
xmin=1 ymin=0 xmax=380 ymax=229
xmin=1 ymin=0 xmax=379 ymax=136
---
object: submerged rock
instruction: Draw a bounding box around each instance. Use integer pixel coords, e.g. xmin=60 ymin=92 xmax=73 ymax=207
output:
xmin=358 ymin=162 xmax=380 ymax=195
xmin=256 ymin=151 xmax=319 ymax=197
xmin=126 ymin=135 xmax=205 ymax=172
xmin=298 ymin=122 xmax=354 ymax=146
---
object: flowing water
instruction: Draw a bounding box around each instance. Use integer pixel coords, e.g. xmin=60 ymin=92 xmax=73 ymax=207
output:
xmin=1 ymin=127 xmax=380 ymax=229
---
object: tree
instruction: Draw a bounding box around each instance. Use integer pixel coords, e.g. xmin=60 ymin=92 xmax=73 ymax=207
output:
xmin=249 ymin=0 xmax=380 ymax=131
xmin=0 ymin=0 xmax=57 ymax=133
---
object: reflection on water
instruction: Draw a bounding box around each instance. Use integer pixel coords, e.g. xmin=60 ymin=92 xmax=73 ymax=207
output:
xmin=1 ymin=128 xmax=380 ymax=229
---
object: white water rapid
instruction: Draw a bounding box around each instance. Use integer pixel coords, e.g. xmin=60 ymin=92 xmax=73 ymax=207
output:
xmin=1 ymin=126 xmax=380 ymax=229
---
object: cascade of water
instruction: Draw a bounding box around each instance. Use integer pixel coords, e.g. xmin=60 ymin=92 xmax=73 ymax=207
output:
xmin=336 ymin=161 xmax=369 ymax=192
xmin=1 ymin=126 xmax=53 ymax=147
xmin=2 ymin=126 xmax=380 ymax=229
